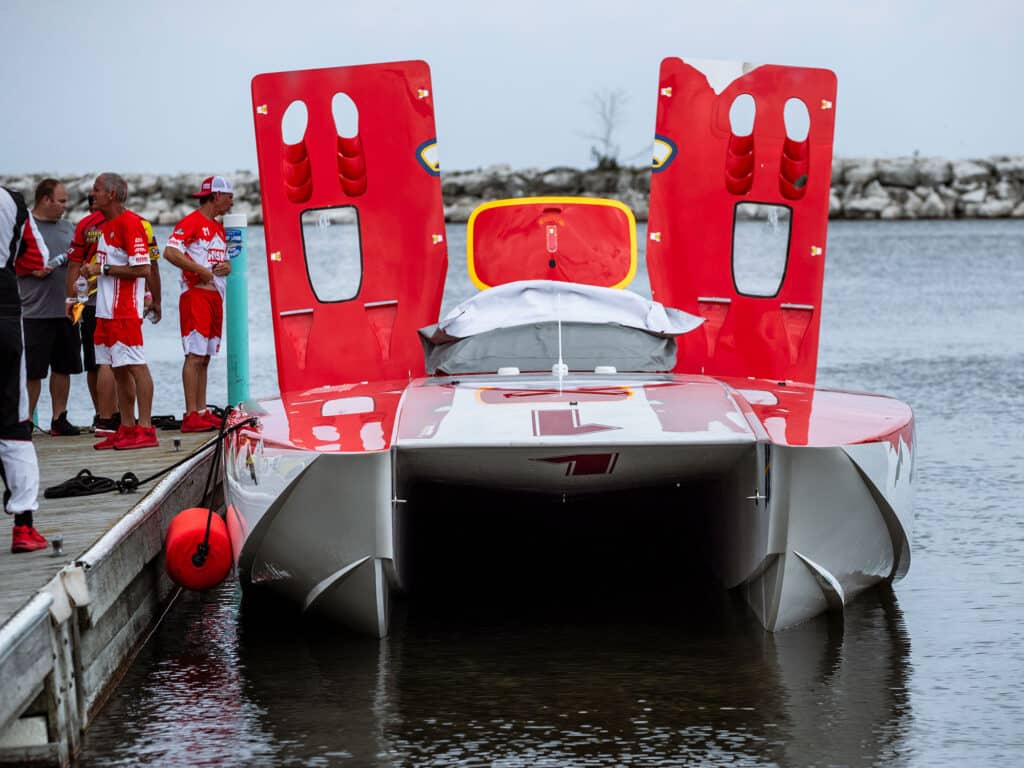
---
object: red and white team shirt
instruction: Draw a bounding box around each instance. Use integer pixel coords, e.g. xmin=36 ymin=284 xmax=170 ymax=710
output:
xmin=95 ymin=210 xmax=149 ymax=319
xmin=166 ymin=210 xmax=227 ymax=297
xmin=13 ymin=213 xmax=50 ymax=274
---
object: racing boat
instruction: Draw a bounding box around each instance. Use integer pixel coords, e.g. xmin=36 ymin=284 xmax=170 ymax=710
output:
xmin=222 ymin=57 xmax=914 ymax=637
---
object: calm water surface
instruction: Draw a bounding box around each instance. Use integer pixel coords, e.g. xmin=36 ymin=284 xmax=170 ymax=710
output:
xmin=72 ymin=220 xmax=1023 ymax=767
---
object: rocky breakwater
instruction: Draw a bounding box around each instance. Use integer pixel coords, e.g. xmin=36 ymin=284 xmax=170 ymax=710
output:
xmin=443 ymin=156 xmax=1024 ymax=221
xmin=830 ymin=156 xmax=1024 ymax=219
xmin=0 ymin=171 xmax=263 ymax=226
xmin=3 ymin=155 xmax=1023 ymax=224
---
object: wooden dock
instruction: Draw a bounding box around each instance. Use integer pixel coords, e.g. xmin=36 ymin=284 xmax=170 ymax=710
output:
xmin=0 ymin=427 xmax=218 ymax=767
xmin=0 ymin=430 xmax=212 ymax=627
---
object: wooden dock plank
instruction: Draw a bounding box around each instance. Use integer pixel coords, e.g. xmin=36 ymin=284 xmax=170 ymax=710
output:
xmin=0 ymin=430 xmax=213 ymax=627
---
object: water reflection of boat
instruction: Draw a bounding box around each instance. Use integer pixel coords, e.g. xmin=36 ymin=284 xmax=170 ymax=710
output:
xmin=223 ymin=56 xmax=914 ymax=637
xmin=231 ymin=589 xmax=911 ymax=766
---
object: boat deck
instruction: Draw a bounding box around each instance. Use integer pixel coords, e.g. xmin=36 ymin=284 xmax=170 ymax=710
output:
xmin=0 ymin=429 xmax=212 ymax=628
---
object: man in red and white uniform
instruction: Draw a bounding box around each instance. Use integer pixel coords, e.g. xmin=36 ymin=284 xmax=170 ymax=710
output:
xmin=163 ymin=175 xmax=233 ymax=433
xmin=65 ymin=196 xmax=163 ymax=436
xmin=80 ymin=173 xmax=158 ymax=450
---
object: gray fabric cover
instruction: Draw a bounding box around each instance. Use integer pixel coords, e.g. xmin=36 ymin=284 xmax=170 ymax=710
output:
xmin=419 ymin=321 xmax=678 ymax=374
xmin=431 ymin=279 xmax=704 ymax=341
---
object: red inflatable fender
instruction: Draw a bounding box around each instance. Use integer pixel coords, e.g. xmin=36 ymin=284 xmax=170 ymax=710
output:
xmin=164 ymin=507 xmax=233 ymax=590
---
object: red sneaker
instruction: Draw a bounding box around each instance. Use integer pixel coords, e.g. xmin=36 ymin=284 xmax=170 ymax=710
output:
xmin=199 ymin=410 xmax=224 ymax=430
xmin=12 ymin=525 xmax=48 ymax=553
xmin=115 ymin=425 xmax=159 ymax=450
xmin=181 ymin=411 xmax=216 ymax=433
xmin=95 ymin=425 xmax=134 ymax=450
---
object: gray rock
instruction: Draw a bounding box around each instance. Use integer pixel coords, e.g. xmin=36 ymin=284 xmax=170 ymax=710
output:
xmin=829 ymin=192 xmax=842 ymax=217
xmin=581 ymin=170 xmax=620 ymax=195
xmin=450 ymin=170 xmax=492 ymax=197
xmin=903 ymin=191 xmax=923 ymax=218
xmin=959 ymin=187 xmax=987 ymax=204
xmin=977 ymin=199 xmax=1014 ymax=218
xmin=844 ymin=159 xmax=878 ymax=186
xmin=994 ymin=156 xmax=1024 ymax=181
xmin=880 ymin=204 xmax=904 ymax=220
xmin=952 ymin=160 xmax=992 ymax=184
xmin=444 ymin=199 xmax=477 ymax=223
xmin=917 ymin=157 xmax=952 ymax=186
xmin=1012 ymin=201 xmax=1024 ymax=218
xmin=993 ymin=179 xmax=1016 ymax=200
xmin=537 ymin=167 xmax=581 ymax=194
xmin=830 ymin=158 xmax=851 ymax=185
xmin=878 ymin=158 xmax=919 ymax=188
xmin=920 ymin=191 xmax=948 ymax=217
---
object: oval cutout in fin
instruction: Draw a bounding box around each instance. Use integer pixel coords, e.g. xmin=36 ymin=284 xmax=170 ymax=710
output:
xmin=332 ymin=93 xmax=366 ymax=196
xmin=780 ymin=98 xmax=810 ymax=200
xmin=728 ymin=93 xmax=756 ymax=136
xmin=783 ymin=97 xmax=810 ymax=142
xmin=281 ymin=100 xmax=309 ymax=144
xmin=281 ymin=100 xmax=312 ymax=204
xmin=331 ymin=92 xmax=359 ymax=138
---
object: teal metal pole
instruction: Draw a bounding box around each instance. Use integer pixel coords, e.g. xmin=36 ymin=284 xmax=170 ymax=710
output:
xmin=223 ymin=213 xmax=250 ymax=404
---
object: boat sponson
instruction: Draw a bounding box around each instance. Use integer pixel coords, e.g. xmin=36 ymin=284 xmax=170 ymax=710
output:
xmin=742 ymin=444 xmax=897 ymax=631
xmin=237 ymin=451 xmax=393 ymax=636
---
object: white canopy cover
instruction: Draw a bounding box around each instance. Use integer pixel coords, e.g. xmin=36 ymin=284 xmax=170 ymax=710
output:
xmin=428 ymin=280 xmax=704 ymax=342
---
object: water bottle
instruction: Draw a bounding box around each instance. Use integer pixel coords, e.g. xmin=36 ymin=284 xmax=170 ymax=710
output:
xmin=75 ymin=275 xmax=89 ymax=303
xmin=49 ymin=252 xmax=68 ymax=268
xmin=143 ymin=291 xmax=158 ymax=324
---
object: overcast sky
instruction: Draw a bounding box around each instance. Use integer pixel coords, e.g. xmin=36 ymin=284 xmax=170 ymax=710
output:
xmin=2 ymin=0 xmax=1020 ymax=175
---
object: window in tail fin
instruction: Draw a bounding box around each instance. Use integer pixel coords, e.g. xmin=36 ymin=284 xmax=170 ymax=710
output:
xmin=732 ymin=203 xmax=791 ymax=297
xmin=300 ymin=206 xmax=363 ymax=302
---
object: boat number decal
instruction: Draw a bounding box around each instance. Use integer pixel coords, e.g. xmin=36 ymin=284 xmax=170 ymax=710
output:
xmin=533 ymin=453 xmax=620 ymax=476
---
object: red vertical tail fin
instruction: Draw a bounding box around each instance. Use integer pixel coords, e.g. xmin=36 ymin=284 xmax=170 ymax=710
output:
xmin=252 ymin=61 xmax=448 ymax=395
xmin=647 ymin=57 xmax=837 ymax=384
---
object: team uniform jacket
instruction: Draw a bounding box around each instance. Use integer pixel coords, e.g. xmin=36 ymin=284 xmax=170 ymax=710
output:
xmin=68 ymin=211 xmax=161 ymax=302
xmin=166 ymin=210 xmax=227 ymax=297
xmin=95 ymin=210 xmax=150 ymax=319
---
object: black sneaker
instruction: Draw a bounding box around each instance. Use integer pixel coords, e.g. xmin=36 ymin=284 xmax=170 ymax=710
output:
xmin=50 ymin=411 xmax=82 ymax=436
xmin=93 ymin=415 xmax=120 ymax=437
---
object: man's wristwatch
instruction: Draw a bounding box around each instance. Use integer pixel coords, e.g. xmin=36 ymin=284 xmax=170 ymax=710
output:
xmin=102 ymin=264 xmax=111 ymax=276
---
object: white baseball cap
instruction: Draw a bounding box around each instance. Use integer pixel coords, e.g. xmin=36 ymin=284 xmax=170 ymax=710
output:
xmin=191 ymin=175 xmax=234 ymax=198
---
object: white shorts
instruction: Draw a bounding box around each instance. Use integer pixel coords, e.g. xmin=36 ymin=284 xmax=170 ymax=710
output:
xmin=95 ymin=341 xmax=147 ymax=367
xmin=182 ymin=329 xmax=222 ymax=357
xmin=0 ymin=438 xmax=40 ymax=514
xmin=94 ymin=318 xmax=146 ymax=367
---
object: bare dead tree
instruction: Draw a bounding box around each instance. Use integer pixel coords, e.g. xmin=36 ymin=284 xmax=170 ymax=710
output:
xmin=582 ymin=88 xmax=629 ymax=170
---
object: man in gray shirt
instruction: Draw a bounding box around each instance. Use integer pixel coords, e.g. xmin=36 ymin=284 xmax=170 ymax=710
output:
xmin=15 ymin=179 xmax=82 ymax=435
